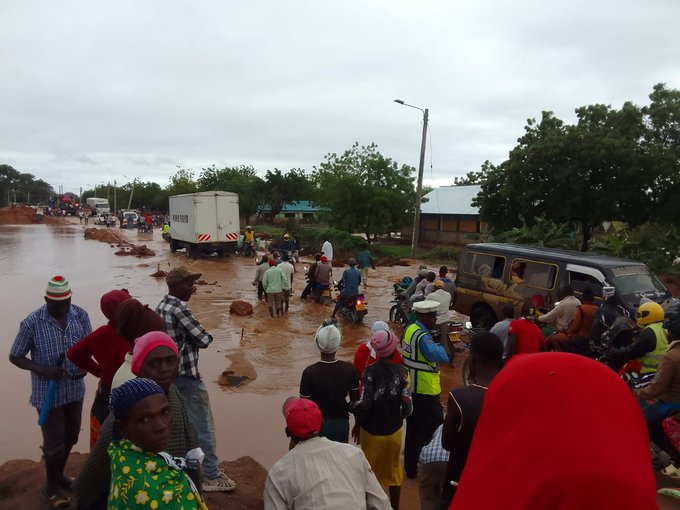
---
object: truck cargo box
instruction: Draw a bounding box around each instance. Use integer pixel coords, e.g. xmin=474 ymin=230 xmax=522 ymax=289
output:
xmin=168 ymin=192 xmax=240 ymax=257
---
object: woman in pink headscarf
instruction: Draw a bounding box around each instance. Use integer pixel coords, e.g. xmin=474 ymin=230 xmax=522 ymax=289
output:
xmin=451 ymin=353 xmax=657 ymax=510
xmin=67 ymin=289 xmax=131 ymax=447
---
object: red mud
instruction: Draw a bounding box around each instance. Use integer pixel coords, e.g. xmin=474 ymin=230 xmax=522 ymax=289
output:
xmin=0 ymin=206 xmax=61 ymax=225
xmin=84 ymin=227 xmax=155 ymax=257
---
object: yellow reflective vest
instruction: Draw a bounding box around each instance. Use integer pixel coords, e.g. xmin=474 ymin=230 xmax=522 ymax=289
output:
xmin=402 ymin=323 xmax=441 ymax=395
xmin=638 ymin=322 xmax=668 ymax=374
xmin=244 ymin=230 xmax=255 ymax=243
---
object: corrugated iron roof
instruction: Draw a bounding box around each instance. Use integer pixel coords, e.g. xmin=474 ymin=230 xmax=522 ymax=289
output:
xmin=420 ymin=185 xmax=481 ymax=216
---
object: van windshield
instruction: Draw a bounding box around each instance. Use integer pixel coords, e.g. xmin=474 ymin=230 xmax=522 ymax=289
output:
xmin=609 ymin=266 xmax=670 ymax=306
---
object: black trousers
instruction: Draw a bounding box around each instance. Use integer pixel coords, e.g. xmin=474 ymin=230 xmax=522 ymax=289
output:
xmin=39 ymin=399 xmax=83 ymax=457
xmin=405 ymin=393 xmax=443 ymax=478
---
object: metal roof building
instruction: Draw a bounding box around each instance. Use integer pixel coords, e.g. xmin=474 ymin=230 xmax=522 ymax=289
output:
xmin=418 ymin=185 xmax=487 ymax=244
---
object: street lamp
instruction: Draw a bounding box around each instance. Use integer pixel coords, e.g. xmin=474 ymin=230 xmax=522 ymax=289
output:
xmin=394 ymin=99 xmax=429 ymax=258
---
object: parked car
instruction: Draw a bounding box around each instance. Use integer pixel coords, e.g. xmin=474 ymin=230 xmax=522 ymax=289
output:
xmin=120 ymin=211 xmax=139 ymax=229
xmin=94 ymin=213 xmax=109 ymax=225
xmin=454 ymin=243 xmax=677 ymax=329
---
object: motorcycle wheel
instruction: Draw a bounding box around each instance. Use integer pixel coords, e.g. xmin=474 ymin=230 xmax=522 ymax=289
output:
xmin=389 ymin=305 xmax=408 ymax=327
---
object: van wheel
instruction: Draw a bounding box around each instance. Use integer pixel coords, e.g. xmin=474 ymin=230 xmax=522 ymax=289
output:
xmin=470 ymin=305 xmax=496 ymax=330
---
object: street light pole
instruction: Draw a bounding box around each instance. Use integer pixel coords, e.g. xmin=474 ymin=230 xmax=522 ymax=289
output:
xmin=395 ymin=99 xmax=429 ymax=258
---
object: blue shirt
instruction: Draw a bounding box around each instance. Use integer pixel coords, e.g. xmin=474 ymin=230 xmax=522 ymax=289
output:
xmin=414 ymin=321 xmax=449 ymax=364
xmin=340 ymin=267 xmax=361 ymax=296
xmin=11 ymin=304 xmax=92 ymax=408
xmin=357 ymin=250 xmax=373 ymax=270
xmin=419 ymin=424 xmax=450 ymax=464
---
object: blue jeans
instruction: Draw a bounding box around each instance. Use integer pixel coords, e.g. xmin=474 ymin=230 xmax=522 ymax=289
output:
xmin=644 ymin=401 xmax=680 ymax=465
xmin=174 ymin=375 xmax=219 ymax=479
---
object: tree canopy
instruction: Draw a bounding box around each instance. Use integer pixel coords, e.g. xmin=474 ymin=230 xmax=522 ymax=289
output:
xmin=472 ymin=83 xmax=680 ymax=251
xmin=0 ymin=164 xmax=53 ymax=206
xmin=314 ymin=142 xmax=415 ymax=240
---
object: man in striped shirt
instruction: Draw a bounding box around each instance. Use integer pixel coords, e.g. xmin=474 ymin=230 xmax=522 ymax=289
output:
xmin=156 ymin=266 xmax=236 ymax=493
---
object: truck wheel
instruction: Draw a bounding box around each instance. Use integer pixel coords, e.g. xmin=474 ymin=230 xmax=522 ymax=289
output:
xmin=470 ymin=305 xmax=497 ymax=330
xmin=186 ymin=245 xmax=196 ymax=258
xmin=170 ymin=239 xmax=177 ymax=253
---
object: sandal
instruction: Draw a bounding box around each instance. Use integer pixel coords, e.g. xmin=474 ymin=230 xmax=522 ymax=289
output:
xmin=41 ymin=488 xmax=70 ymax=509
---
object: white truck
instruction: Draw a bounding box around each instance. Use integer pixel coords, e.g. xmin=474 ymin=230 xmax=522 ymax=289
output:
xmin=168 ymin=191 xmax=240 ymax=257
xmin=86 ymin=197 xmax=111 ymax=215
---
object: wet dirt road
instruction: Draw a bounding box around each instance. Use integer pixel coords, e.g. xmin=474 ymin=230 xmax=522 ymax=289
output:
xmin=0 ymin=219 xmax=467 ymax=508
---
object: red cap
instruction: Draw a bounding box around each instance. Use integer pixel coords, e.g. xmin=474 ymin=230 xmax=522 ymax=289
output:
xmin=268 ymin=259 xmax=277 ymax=266
xmin=283 ymin=398 xmax=322 ymax=439
xmin=320 ymin=256 xmax=328 ymax=263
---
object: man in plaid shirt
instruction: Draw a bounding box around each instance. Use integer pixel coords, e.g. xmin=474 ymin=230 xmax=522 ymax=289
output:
xmin=10 ymin=275 xmax=92 ymax=508
xmin=156 ymin=266 xmax=236 ymax=492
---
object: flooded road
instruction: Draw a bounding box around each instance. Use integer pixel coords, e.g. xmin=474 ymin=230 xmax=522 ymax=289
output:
xmin=0 ymin=219 xmax=467 ymax=472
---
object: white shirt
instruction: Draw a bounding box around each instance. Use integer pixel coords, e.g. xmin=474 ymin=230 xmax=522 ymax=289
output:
xmin=321 ymin=241 xmax=333 ymax=261
xmin=427 ymin=289 xmax=451 ymax=325
xmin=264 ymin=436 xmax=390 ymax=510
xmin=490 ymin=318 xmax=512 ymax=353
xmin=278 ymin=261 xmax=295 ymax=289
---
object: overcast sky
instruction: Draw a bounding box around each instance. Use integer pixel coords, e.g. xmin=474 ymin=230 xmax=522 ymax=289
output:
xmin=1 ymin=0 xmax=678 ymax=194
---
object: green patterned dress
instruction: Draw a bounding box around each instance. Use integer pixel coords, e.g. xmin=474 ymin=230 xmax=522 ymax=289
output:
xmin=107 ymin=439 xmax=208 ymax=510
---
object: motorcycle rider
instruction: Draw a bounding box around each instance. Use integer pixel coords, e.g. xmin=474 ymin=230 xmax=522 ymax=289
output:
xmin=606 ymin=301 xmax=669 ymax=374
xmin=301 ymin=253 xmax=322 ymax=300
xmin=278 ymin=233 xmax=295 ymax=255
xmin=314 ymin=256 xmax=333 ymax=294
xmin=331 ymin=258 xmax=361 ymax=320
xmin=243 ymin=225 xmax=256 ymax=256
xmin=633 ymin=338 xmax=680 ymax=466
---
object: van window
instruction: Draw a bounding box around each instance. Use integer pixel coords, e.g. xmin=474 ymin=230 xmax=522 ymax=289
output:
xmin=462 ymin=252 xmax=505 ymax=279
xmin=511 ymin=259 xmax=557 ymax=289
xmin=610 ymin=266 xmax=670 ymax=305
xmin=568 ymin=270 xmax=603 ymax=297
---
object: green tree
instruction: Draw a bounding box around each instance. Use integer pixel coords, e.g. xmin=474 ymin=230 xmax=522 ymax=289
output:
xmin=314 ymin=142 xmax=415 ymax=241
xmin=165 ymin=168 xmax=198 ymax=197
xmin=474 ymin=98 xmax=652 ymax=250
xmin=261 ymin=168 xmax=316 ymax=219
xmin=643 ymin=83 xmax=680 ymax=224
xmin=197 ymin=165 xmax=265 ymax=222
xmin=0 ymin=164 xmax=53 ymax=206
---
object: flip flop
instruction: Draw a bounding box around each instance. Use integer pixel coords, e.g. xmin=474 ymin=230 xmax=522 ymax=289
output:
xmin=41 ymin=488 xmax=70 ymax=509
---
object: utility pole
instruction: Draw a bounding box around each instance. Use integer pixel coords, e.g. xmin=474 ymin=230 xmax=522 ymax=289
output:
xmin=113 ymin=179 xmax=117 ymax=212
xmin=412 ymin=108 xmax=429 ymax=258
xmin=127 ymin=178 xmax=136 ymax=210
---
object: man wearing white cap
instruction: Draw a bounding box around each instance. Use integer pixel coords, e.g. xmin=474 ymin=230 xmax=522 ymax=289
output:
xmin=299 ymin=321 xmax=360 ymax=443
xmin=10 ymin=275 xmax=92 ymax=508
xmin=401 ymin=299 xmax=449 ymax=479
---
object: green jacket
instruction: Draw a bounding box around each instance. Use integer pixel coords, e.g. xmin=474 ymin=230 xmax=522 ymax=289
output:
xmin=262 ymin=266 xmax=289 ymax=294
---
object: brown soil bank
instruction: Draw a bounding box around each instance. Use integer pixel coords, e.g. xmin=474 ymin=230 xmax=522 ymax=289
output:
xmin=0 ymin=206 xmax=60 ymax=225
xmin=0 ymin=453 xmax=267 ymax=509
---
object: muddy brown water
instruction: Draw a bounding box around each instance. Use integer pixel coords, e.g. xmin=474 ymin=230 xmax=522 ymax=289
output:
xmin=0 ymin=219 xmax=468 ymax=477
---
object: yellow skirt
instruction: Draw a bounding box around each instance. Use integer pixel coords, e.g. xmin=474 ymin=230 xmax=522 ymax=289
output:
xmin=360 ymin=427 xmax=403 ymax=487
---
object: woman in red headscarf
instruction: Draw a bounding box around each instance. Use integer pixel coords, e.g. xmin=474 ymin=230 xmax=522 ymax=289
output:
xmin=67 ymin=289 xmax=131 ymax=447
xmin=450 ymin=353 xmax=657 ymax=510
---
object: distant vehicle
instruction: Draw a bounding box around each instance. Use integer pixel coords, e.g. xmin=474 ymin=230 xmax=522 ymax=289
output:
xmin=168 ymin=192 xmax=240 ymax=258
xmin=86 ymin=197 xmax=110 ymax=215
xmin=94 ymin=213 xmax=109 ymax=225
xmin=120 ymin=211 xmax=139 ymax=229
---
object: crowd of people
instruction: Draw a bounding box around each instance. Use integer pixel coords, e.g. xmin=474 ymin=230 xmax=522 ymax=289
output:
xmin=9 ymin=247 xmax=676 ymax=509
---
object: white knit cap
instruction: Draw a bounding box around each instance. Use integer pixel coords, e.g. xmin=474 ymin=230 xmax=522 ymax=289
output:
xmin=315 ymin=324 xmax=342 ymax=354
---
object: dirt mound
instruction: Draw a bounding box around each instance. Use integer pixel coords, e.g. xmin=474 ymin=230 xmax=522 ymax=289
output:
xmin=0 ymin=206 xmax=60 ymax=225
xmin=0 ymin=453 xmax=267 ymax=510
xmin=84 ymin=228 xmax=155 ymax=257
xmin=84 ymin=228 xmax=128 ymax=245
xmin=114 ymin=245 xmax=155 ymax=257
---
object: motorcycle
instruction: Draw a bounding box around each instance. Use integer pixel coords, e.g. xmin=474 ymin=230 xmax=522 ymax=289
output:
xmin=333 ymin=280 xmax=368 ymax=325
xmin=303 ymin=267 xmax=333 ymax=304
xmin=389 ymin=290 xmax=410 ymax=327
xmin=446 ymin=322 xmax=486 ymax=385
xmin=241 ymin=240 xmax=256 ymax=258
